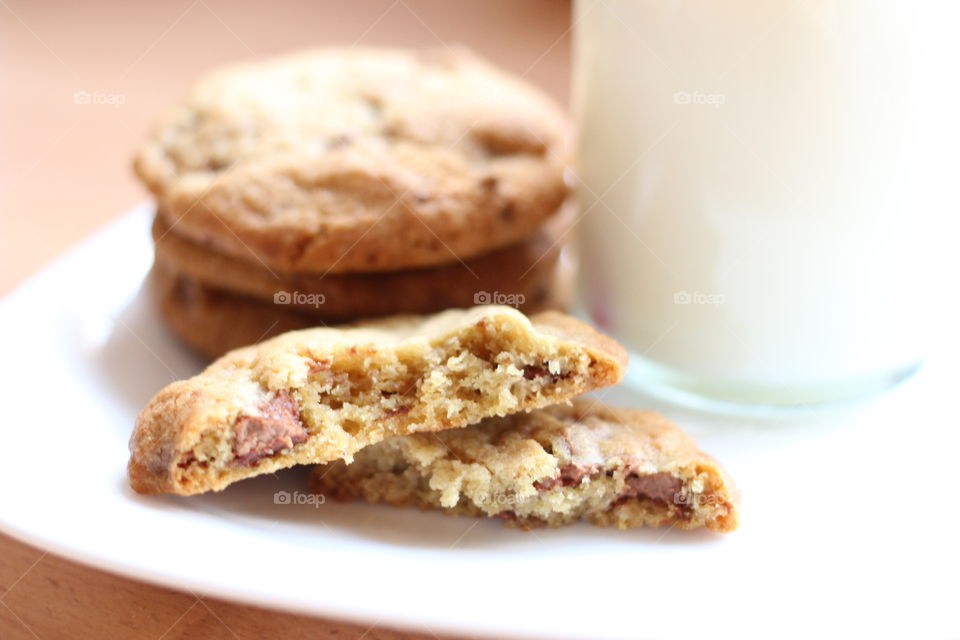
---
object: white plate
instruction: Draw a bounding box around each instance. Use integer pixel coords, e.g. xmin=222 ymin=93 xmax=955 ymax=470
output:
xmin=0 ymin=205 xmax=957 ymax=639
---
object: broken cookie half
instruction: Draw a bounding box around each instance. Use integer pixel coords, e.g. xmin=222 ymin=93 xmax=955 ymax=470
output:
xmin=129 ymin=306 xmax=627 ymax=495
xmin=310 ymin=399 xmax=740 ymax=532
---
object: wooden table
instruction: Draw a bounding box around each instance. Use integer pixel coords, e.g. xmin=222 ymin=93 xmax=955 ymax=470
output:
xmin=0 ymin=2 xmax=570 ymax=637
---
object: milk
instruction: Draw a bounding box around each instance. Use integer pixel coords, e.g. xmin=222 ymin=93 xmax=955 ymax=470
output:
xmin=574 ymin=0 xmax=955 ymax=404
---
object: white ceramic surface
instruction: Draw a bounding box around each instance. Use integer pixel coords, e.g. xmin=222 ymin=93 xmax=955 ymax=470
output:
xmin=0 ymin=206 xmax=957 ymax=639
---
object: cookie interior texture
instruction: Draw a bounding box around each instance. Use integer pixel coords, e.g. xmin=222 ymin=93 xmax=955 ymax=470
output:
xmin=311 ymin=399 xmax=740 ymax=532
xmin=129 ymin=307 xmax=627 ymax=495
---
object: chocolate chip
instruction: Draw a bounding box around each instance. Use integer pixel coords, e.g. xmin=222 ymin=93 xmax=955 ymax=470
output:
xmin=232 ymin=392 xmax=308 ymax=466
xmin=522 ymin=364 xmax=571 ymax=381
xmin=559 ymin=463 xmax=592 ymax=487
xmin=534 ymin=463 xmax=596 ymax=491
xmin=176 ymin=452 xmax=196 ymax=469
xmin=533 ymin=477 xmax=558 ymax=491
xmin=622 ymin=473 xmax=683 ymax=505
xmin=523 ymin=365 xmax=550 ymax=379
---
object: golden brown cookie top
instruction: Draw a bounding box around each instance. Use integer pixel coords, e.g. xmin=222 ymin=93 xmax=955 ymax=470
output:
xmin=135 ymin=47 xmax=570 ymax=273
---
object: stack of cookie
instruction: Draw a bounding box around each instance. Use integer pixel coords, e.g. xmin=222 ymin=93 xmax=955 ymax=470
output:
xmin=134 ymin=48 xmax=575 ymax=358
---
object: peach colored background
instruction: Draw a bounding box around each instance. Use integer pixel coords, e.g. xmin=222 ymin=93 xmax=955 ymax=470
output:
xmin=0 ymin=1 xmax=570 ymax=637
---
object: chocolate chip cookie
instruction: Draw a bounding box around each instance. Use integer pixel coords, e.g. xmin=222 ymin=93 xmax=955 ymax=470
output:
xmin=134 ymin=47 xmax=569 ymax=273
xmin=129 ymin=306 xmax=627 ymax=495
xmin=311 ymin=399 xmax=740 ymax=532
xmin=149 ymin=242 xmax=574 ymax=360
xmin=149 ymin=262 xmax=319 ymax=359
xmin=151 ymin=198 xmax=575 ymax=318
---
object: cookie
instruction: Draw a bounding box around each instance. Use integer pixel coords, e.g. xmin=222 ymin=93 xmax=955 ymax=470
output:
xmin=129 ymin=306 xmax=627 ymax=495
xmin=134 ymin=47 xmax=570 ymax=274
xmin=150 ymin=262 xmax=319 ymax=359
xmin=311 ymin=399 xmax=740 ymax=532
xmin=151 ymin=198 xmax=575 ymax=316
xmin=149 ymin=245 xmax=574 ymax=359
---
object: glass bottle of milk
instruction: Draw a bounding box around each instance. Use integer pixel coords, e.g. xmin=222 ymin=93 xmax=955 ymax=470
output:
xmin=574 ymin=0 xmax=955 ymax=406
